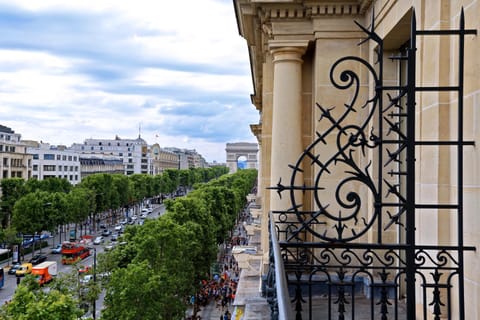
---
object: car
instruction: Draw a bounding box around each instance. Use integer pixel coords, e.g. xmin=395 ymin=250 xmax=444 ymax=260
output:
xmin=16 ymin=263 xmax=33 ymax=277
xmin=80 ymin=274 xmax=94 ymax=284
xmin=78 ymin=265 xmax=91 ymax=274
xmin=99 ymin=223 xmax=107 ymax=229
xmin=101 ymin=229 xmax=112 ymax=237
xmin=110 ymin=233 xmax=118 ymax=242
xmin=29 ymin=254 xmax=47 ymax=265
xmin=8 ymin=263 xmax=22 ymax=275
xmin=140 ymin=213 xmax=147 ymax=219
xmin=93 ymin=236 xmax=103 ymax=245
xmin=51 ymin=243 xmax=62 ymax=254
xmin=104 ymin=244 xmax=115 ymax=251
xmin=114 ymin=225 xmax=122 ymax=232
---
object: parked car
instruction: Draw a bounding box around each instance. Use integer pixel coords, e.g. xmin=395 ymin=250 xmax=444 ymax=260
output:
xmin=51 ymin=243 xmax=62 ymax=254
xmin=29 ymin=254 xmax=47 ymax=265
xmin=114 ymin=225 xmax=122 ymax=232
xmin=104 ymin=244 xmax=115 ymax=251
xmin=8 ymin=263 xmax=22 ymax=275
xmin=16 ymin=263 xmax=33 ymax=277
xmin=101 ymin=229 xmax=112 ymax=237
xmin=110 ymin=233 xmax=118 ymax=242
xmin=80 ymin=274 xmax=94 ymax=284
xmin=93 ymin=236 xmax=103 ymax=245
xmin=78 ymin=265 xmax=91 ymax=274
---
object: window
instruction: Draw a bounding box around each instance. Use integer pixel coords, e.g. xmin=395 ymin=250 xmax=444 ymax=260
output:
xmin=64 ymin=166 xmax=68 ymax=171
xmin=33 ymin=154 xmax=39 ymax=160
xmin=74 ymin=156 xmax=77 ymax=161
xmin=68 ymin=156 xmax=72 ymax=161
xmin=33 ymin=165 xmax=38 ymax=171
xmin=44 ymin=154 xmax=55 ymax=160
xmin=56 ymin=155 xmax=61 ymax=160
xmin=43 ymin=165 xmax=56 ymax=171
xmin=119 ymin=153 xmax=123 ymax=156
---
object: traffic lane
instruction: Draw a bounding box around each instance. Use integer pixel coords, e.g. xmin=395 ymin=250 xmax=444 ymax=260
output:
xmin=0 ymin=203 xmax=163 ymax=306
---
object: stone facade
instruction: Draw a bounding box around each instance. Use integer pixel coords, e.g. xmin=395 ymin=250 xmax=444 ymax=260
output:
xmin=70 ymin=135 xmax=149 ymax=175
xmin=26 ymin=142 xmax=81 ymax=185
xmin=149 ymin=143 xmax=179 ymax=174
xmin=235 ymin=0 xmax=480 ymax=318
xmin=0 ymin=125 xmax=32 ymax=180
xmin=225 ymin=142 xmax=259 ymax=173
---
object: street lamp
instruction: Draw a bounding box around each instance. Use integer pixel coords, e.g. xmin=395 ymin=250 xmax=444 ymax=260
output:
xmin=90 ymin=247 xmax=97 ymax=320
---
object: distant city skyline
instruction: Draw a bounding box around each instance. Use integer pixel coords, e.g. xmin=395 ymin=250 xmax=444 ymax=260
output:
xmin=0 ymin=0 xmax=258 ymax=163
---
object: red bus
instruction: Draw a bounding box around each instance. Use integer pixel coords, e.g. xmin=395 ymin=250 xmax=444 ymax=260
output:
xmin=61 ymin=241 xmax=90 ymax=264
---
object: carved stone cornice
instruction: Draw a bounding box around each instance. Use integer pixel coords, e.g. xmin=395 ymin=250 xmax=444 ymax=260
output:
xmin=250 ymin=124 xmax=262 ymax=144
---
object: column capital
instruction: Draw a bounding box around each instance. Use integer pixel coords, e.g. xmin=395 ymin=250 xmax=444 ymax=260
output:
xmin=269 ymin=40 xmax=309 ymax=63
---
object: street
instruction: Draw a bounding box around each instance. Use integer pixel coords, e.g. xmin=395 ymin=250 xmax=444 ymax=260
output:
xmin=0 ymin=202 xmax=166 ymax=318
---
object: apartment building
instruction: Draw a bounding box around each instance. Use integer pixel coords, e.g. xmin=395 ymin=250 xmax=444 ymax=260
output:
xmin=163 ymin=147 xmax=207 ymax=169
xmin=70 ymin=135 xmax=149 ymax=175
xmin=0 ymin=125 xmax=32 ymax=180
xmin=26 ymin=142 xmax=81 ymax=185
xmin=149 ymin=143 xmax=179 ymax=175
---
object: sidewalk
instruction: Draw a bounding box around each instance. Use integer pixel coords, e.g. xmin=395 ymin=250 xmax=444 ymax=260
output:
xmin=196 ymin=301 xmax=228 ymax=320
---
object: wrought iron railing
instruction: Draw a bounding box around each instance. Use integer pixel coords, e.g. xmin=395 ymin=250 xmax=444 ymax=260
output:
xmin=266 ymin=7 xmax=476 ymax=320
xmin=263 ymin=214 xmax=294 ymax=320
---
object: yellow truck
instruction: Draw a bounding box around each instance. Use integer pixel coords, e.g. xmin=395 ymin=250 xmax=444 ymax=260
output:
xmin=15 ymin=262 xmax=33 ymax=277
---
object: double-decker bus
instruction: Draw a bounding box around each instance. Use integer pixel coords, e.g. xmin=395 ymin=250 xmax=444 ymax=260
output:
xmin=61 ymin=241 xmax=90 ymax=264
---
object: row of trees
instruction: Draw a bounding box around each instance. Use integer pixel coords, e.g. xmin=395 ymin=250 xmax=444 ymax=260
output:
xmin=99 ymin=168 xmax=258 ymax=319
xmin=0 ymin=168 xmax=258 ymax=320
xmin=0 ymin=166 xmax=229 ymax=253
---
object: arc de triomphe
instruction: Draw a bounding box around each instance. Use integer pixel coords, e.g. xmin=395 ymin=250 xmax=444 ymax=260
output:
xmin=225 ymin=142 xmax=258 ymax=173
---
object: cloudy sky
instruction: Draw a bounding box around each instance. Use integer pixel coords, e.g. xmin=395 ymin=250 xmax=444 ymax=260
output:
xmin=0 ymin=0 xmax=258 ymax=163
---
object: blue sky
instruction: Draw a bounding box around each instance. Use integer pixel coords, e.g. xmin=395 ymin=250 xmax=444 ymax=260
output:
xmin=0 ymin=0 xmax=258 ymax=163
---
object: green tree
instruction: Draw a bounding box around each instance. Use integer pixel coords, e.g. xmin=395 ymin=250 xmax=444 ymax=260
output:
xmin=0 ymin=275 xmax=83 ymax=320
xmin=102 ymin=218 xmax=201 ymax=319
xmin=11 ymin=191 xmax=52 ymax=254
xmin=0 ymin=178 xmax=26 ymax=227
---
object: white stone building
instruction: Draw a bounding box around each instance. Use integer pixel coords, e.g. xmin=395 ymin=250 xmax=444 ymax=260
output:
xmin=26 ymin=142 xmax=81 ymax=185
xmin=70 ymin=135 xmax=149 ymax=175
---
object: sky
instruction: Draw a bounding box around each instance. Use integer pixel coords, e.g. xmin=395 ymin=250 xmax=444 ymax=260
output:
xmin=0 ymin=0 xmax=258 ymax=163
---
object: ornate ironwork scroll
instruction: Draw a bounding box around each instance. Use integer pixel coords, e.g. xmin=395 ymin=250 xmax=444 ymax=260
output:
xmin=268 ymin=8 xmax=476 ymax=320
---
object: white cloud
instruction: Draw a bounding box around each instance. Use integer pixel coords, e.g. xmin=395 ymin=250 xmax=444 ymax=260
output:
xmin=0 ymin=0 xmax=258 ymax=163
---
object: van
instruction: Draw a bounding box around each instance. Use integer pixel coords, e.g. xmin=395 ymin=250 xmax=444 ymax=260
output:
xmin=16 ymin=263 xmax=33 ymax=277
xmin=31 ymin=261 xmax=57 ymax=285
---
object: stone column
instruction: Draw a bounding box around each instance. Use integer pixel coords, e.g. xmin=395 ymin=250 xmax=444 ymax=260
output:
xmin=269 ymin=41 xmax=308 ymax=214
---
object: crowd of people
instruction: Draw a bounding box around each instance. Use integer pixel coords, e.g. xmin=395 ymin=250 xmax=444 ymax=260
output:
xmin=187 ymin=202 xmax=253 ymax=320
